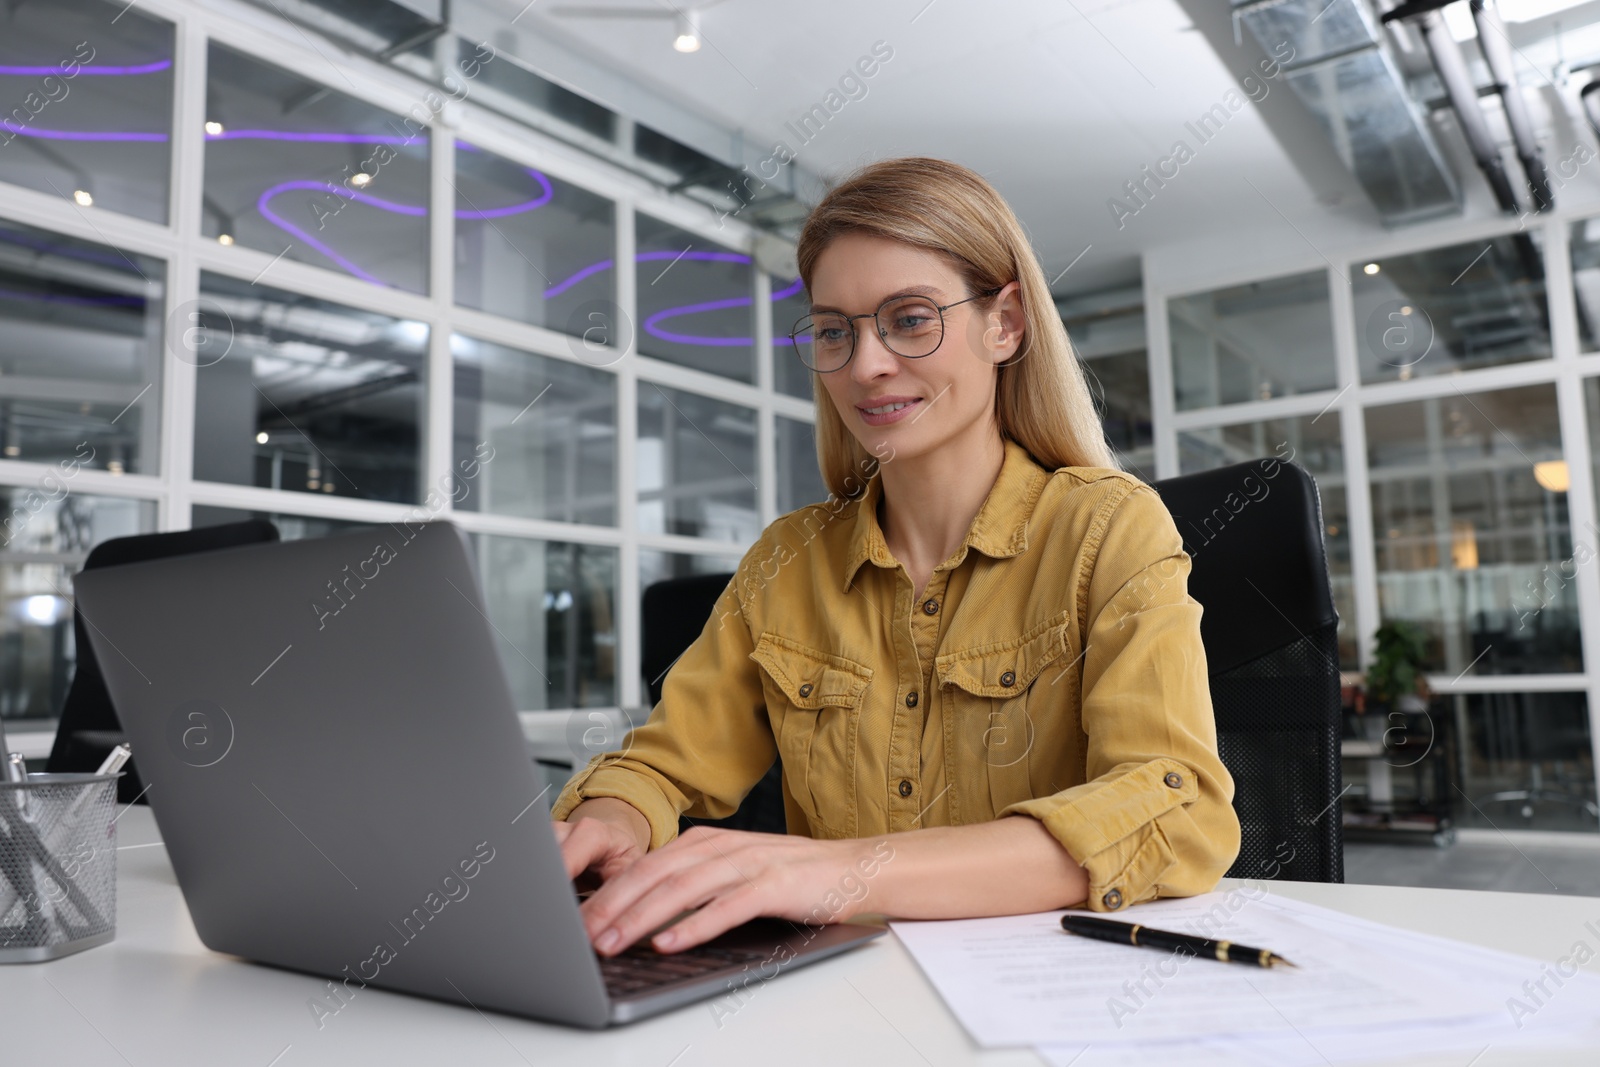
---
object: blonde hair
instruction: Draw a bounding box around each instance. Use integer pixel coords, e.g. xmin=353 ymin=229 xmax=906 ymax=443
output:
xmin=794 ymin=156 xmax=1117 ymax=500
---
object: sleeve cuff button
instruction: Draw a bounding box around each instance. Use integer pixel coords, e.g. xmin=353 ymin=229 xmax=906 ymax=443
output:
xmin=1164 ymin=771 xmax=1184 ymax=789
xmin=1102 ymin=889 xmax=1123 ymax=909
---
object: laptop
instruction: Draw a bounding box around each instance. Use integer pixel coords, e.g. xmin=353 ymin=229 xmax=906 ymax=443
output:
xmin=72 ymin=519 xmax=884 ymax=1028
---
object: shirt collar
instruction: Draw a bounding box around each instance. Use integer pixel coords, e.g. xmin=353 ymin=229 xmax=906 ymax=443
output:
xmin=841 ymin=437 xmax=1049 ymax=593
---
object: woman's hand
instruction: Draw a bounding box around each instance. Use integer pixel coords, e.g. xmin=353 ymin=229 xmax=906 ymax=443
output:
xmin=553 ymin=797 xmax=651 ymax=886
xmin=579 ymin=825 xmax=880 ymax=956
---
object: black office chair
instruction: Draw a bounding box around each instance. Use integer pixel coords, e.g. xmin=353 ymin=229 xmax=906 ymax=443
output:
xmin=1152 ymin=459 xmax=1345 ymax=883
xmin=46 ymin=520 xmax=280 ymax=803
xmin=640 ymin=572 xmax=787 ymax=835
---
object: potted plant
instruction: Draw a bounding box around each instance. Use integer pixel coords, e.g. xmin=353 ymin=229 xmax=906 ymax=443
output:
xmin=1365 ymin=620 xmax=1432 ymax=715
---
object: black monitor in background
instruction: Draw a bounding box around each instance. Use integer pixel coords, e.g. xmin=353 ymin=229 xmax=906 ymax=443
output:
xmin=46 ymin=520 xmax=279 ymax=804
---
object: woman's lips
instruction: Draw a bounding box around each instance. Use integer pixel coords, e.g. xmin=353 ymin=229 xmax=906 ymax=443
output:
xmin=857 ymin=398 xmax=922 ymax=426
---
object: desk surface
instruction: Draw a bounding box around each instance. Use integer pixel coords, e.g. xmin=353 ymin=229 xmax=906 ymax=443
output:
xmin=5 ymin=807 xmax=1597 ymax=1066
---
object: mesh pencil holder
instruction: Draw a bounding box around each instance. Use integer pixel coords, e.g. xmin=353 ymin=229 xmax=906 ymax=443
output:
xmin=0 ymin=772 xmax=121 ymax=963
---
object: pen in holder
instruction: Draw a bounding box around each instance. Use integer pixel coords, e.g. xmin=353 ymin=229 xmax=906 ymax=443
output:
xmin=0 ymin=763 xmax=122 ymax=963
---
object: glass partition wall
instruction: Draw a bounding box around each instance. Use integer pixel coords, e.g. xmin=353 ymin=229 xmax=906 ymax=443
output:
xmin=0 ymin=0 xmax=818 ymax=731
xmin=1159 ymin=223 xmax=1600 ymax=833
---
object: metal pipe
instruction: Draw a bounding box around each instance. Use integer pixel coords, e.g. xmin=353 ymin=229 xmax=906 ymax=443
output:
xmin=1472 ymin=0 xmax=1555 ymax=211
xmin=1414 ymin=8 xmax=1521 ymax=213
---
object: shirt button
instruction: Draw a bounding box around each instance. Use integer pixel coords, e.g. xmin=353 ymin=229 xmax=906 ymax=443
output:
xmin=906 ymin=691 xmax=918 ymax=708
xmin=1102 ymin=888 xmax=1123 ymax=910
xmin=1164 ymin=771 xmax=1184 ymax=789
xmin=798 ymin=683 xmax=813 ymax=697
xmin=898 ymin=779 xmax=913 ymax=797
xmin=999 ymin=670 xmax=1016 ymax=687
xmin=922 ymin=598 xmax=939 ymax=615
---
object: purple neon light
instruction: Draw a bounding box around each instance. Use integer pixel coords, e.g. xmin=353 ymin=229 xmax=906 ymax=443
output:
xmin=0 ymin=121 xmax=167 ymax=141
xmin=0 ymin=59 xmax=171 ymax=76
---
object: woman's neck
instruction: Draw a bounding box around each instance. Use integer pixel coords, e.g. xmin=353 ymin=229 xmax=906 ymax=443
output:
xmin=877 ymin=431 xmax=1007 ymax=581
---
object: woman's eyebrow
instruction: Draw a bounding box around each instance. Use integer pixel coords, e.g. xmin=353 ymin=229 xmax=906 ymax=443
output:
xmin=810 ymin=284 xmax=945 ymax=314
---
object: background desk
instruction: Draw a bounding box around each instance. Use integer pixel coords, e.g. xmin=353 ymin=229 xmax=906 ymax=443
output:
xmin=3 ymin=807 xmax=1596 ymax=1066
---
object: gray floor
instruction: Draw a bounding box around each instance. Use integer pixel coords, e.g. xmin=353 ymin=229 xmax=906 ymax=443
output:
xmin=1343 ymin=838 xmax=1600 ymax=897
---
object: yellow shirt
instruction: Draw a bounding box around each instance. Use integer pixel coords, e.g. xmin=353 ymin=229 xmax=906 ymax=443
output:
xmin=550 ymin=437 xmax=1241 ymax=913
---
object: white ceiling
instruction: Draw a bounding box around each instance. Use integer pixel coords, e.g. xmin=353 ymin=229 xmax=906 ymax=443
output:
xmin=483 ymin=0 xmax=1599 ymax=296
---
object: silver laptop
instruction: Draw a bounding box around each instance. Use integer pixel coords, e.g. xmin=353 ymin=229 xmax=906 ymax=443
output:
xmin=72 ymin=519 xmax=883 ymax=1027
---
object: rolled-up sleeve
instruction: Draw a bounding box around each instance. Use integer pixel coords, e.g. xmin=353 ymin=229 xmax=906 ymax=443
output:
xmin=549 ymin=558 xmax=776 ymax=851
xmin=998 ymin=482 xmax=1240 ymax=911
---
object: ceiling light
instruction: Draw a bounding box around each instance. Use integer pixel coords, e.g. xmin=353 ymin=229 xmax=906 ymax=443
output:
xmin=350 ymin=172 xmax=373 ymax=188
xmin=256 ymin=431 xmax=269 ymax=444
xmin=204 ymin=121 xmax=224 ymax=135
xmin=218 ymin=234 xmax=234 ymax=246
xmin=73 ymin=189 xmax=93 ymax=207
xmin=1535 ymin=459 xmax=1570 ymax=492
xmin=1363 ymin=263 xmax=1381 ymax=275
xmin=673 ymin=11 xmax=702 ymax=52
xmin=25 ymin=595 xmax=60 ymax=624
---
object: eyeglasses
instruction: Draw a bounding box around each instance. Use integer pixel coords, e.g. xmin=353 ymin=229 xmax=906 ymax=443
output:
xmin=789 ymin=286 xmax=1004 ymax=373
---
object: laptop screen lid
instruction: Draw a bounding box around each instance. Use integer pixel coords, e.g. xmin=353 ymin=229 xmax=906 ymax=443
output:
xmin=72 ymin=520 xmax=613 ymax=1028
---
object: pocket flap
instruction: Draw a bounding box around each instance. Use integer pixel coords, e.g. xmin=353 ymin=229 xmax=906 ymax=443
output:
xmin=749 ymin=632 xmax=872 ymax=710
xmin=936 ymin=619 xmax=1072 ymax=697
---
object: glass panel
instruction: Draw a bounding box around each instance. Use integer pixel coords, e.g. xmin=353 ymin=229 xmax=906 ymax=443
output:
xmin=453 ymin=141 xmax=617 ymax=336
xmin=639 ymin=550 xmax=739 ymax=595
xmin=1178 ymin=415 xmax=1355 ymax=669
xmin=1353 ymin=234 xmax=1550 ymax=384
xmin=471 ymin=534 xmax=616 ymax=710
xmin=770 ymin=273 xmax=814 ymax=400
xmin=1569 ymin=215 xmax=1600 ymax=353
xmin=2 ymin=490 xmax=153 ymax=726
xmin=777 ymin=416 xmax=828 ymax=513
xmin=1450 ymin=691 xmax=1597 ymax=833
xmin=636 ymin=384 xmax=759 ymax=542
xmin=0 ymin=219 xmax=164 ymax=475
xmin=635 ymin=214 xmax=753 ymax=382
xmin=451 ymin=334 xmax=617 ymax=525
xmin=1366 ymin=384 xmax=1576 ymax=676
xmin=203 ymin=43 xmax=430 ymax=293
xmin=0 ymin=0 xmax=174 ymax=223
xmin=190 ymin=507 xmax=370 ymax=541
xmin=1066 ymin=301 xmax=1152 ymax=481
xmin=463 ymin=38 xmax=614 ymax=142
xmin=1169 ymin=271 xmax=1334 ymax=410
xmin=193 ymin=271 xmax=427 ymax=504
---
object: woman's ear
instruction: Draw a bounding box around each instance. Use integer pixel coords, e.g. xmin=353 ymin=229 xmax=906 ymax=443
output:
xmin=985 ymin=282 xmax=1026 ymax=365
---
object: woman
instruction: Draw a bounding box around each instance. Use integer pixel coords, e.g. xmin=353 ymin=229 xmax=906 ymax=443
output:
xmin=551 ymin=156 xmax=1240 ymax=957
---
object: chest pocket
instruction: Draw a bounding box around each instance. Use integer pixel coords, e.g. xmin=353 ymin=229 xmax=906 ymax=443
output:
xmin=935 ymin=617 xmax=1075 ymax=821
xmin=748 ymin=633 xmax=873 ymax=838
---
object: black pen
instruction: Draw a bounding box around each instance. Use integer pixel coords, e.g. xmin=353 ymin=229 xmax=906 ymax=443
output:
xmin=1060 ymin=914 xmax=1297 ymax=969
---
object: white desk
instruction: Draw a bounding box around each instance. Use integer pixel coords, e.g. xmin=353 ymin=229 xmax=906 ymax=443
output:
xmin=4 ymin=806 xmax=1596 ymax=1066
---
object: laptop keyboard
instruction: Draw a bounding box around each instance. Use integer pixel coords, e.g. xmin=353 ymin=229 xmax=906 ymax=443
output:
xmin=597 ymin=940 xmax=775 ymax=998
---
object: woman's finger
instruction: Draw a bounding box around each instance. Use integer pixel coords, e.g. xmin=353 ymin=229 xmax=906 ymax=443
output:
xmin=583 ymin=831 xmax=754 ymax=953
xmin=557 ymin=817 xmax=623 ymax=881
xmin=648 ymin=881 xmax=767 ymax=954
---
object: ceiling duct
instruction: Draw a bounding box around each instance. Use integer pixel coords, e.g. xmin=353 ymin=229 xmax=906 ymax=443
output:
xmin=1232 ymin=0 xmax=1463 ymax=225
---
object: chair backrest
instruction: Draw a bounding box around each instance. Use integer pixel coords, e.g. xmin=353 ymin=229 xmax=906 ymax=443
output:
xmin=640 ymin=571 xmax=788 ymax=834
xmin=641 ymin=572 xmax=737 ymax=707
xmin=1151 ymin=459 xmax=1345 ymax=883
xmin=46 ymin=520 xmax=280 ymax=802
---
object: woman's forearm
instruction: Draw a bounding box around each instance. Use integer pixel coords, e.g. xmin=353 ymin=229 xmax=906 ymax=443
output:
xmin=847 ymin=814 xmax=1089 ymax=920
